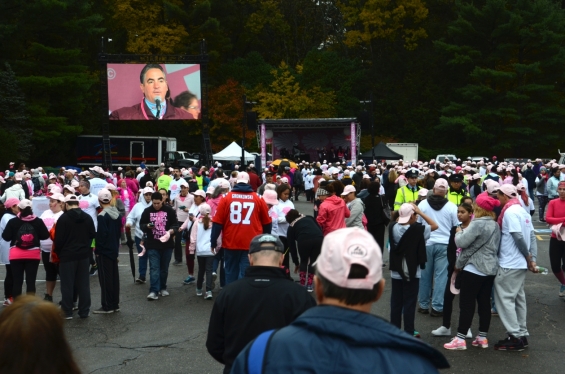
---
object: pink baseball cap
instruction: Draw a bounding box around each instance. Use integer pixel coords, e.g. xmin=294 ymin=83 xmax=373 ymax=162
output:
xmin=98 ymin=188 xmax=112 ymax=203
xmin=496 ymin=184 xmax=518 ymax=198
xmin=4 ymin=198 xmax=20 ymax=209
xmin=262 ymin=190 xmax=279 ymax=205
xmin=18 ymin=199 xmax=32 ymax=209
xmin=483 ymin=179 xmax=500 ymax=195
xmin=236 ymin=172 xmax=250 ymax=184
xmin=280 ymin=177 xmax=289 ymax=184
xmin=191 ymin=190 xmax=206 ymax=198
xmin=340 ymin=185 xmax=356 ymax=196
xmin=198 ymin=203 xmax=211 ymax=216
xmin=49 ymin=193 xmax=66 ymax=203
xmin=315 ymin=228 xmax=382 ymax=290
xmin=397 ymin=203 xmax=415 ymax=224
xmin=206 ymin=186 xmax=215 ymax=194
xmin=434 ymin=178 xmax=449 ymax=190
xmin=142 ymin=187 xmax=154 ymax=195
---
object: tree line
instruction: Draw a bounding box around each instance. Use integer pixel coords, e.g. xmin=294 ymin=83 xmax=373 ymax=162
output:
xmin=1 ymin=0 xmax=565 ymax=165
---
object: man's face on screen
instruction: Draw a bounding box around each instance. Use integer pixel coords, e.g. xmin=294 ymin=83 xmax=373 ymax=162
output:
xmin=140 ymin=68 xmax=168 ymax=104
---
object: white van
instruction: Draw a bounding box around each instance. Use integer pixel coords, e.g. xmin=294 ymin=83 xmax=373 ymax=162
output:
xmin=435 ymin=154 xmax=457 ymax=162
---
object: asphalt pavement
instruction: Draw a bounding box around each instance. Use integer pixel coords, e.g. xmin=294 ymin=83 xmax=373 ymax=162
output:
xmin=0 ymin=198 xmax=564 ymax=374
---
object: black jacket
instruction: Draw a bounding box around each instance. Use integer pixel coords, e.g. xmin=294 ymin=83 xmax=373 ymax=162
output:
xmin=53 ymin=209 xmax=96 ymax=262
xmin=287 ymin=216 xmax=323 ymax=265
xmin=140 ymin=205 xmax=179 ymax=249
xmin=206 ymin=266 xmax=316 ymax=373
xmin=446 ymin=226 xmax=458 ymax=274
xmin=2 ymin=215 xmax=50 ymax=249
xmin=95 ymin=207 xmax=122 ymax=259
xmin=363 ymin=193 xmax=388 ymax=226
xmin=388 ymin=223 xmax=427 ymax=281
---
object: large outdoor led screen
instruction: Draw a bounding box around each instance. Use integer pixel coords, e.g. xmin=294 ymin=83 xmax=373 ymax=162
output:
xmin=108 ymin=63 xmax=201 ymax=120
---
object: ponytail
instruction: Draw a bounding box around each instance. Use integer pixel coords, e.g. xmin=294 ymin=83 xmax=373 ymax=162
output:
xmin=202 ymin=213 xmax=211 ymax=230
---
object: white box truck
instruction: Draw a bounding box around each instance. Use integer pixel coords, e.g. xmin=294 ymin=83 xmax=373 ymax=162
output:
xmin=386 ymin=143 xmax=419 ymax=162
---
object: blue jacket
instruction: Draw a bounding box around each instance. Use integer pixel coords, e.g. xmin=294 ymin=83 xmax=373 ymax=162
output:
xmin=230 ymin=305 xmax=449 ymax=374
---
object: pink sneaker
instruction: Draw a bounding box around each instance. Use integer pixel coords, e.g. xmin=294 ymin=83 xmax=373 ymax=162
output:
xmin=471 ymin=337 xmax=488 ymax=348
xmin=444 ymin=337 xmax=466 ymax=350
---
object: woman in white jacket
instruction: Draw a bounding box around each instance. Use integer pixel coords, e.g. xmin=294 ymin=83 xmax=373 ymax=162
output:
xmin=189 ymin=203 xmax=220 ymax=300
xmin=273 ymin=184 xmax=295 ymax=276
xmin=0 ymin=198 xmax=20 ymax=305
xmin=0 ymin=180 xmax=25 ymax=203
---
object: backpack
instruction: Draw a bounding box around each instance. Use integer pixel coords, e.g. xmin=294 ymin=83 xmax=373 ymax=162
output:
xmin=15 ymin=222 xmax=38 ymax=250
xmin=32 ymin=177 xmax=44 ymax=196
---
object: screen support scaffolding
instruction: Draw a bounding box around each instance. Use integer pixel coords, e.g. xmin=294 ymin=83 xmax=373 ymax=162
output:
xmin=98 ymin=38 xmax=209 ymax=169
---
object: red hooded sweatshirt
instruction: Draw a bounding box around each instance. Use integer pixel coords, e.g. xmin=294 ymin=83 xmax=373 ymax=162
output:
xmin=316 ymin=195 xmax=350 ymax=236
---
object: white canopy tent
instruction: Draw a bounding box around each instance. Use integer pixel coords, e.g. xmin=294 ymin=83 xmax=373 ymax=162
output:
xmin=213 ymin=141 xmax=255 ymax=162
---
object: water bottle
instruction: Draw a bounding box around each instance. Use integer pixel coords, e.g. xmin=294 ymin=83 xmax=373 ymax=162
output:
xmin=536 ymin=266 xmax=549 ymax=275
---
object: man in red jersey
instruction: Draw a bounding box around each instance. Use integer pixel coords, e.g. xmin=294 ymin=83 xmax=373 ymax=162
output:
xmin=211 ymin=172 xmax=271 ymax=285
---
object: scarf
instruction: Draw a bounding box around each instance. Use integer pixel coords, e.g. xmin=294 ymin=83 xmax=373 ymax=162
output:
xmin=497 ymin=198 xmax=521 ymax=228
xmin=17 ymin=213 xmax=37 ymax=221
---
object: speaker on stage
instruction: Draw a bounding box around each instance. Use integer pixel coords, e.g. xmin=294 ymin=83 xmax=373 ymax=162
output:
xmin=357 ymin=110 xmax=371 ymax=131
xmin=246 ymin=111 xmax=258 ymax=130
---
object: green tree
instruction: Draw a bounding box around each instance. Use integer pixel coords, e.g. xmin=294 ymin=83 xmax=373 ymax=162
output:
xmin=0 ymin=64 xmax=27 ymax=163
xmin=0 ymin=0 xmax=103 ymax=165
xmin=254 ymin=62 xmax=337 ymax=119
xmin=435 ymin=0 xmax=565 ymax=156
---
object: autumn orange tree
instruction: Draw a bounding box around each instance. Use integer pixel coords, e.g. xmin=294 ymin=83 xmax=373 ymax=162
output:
xmin=338 ymin=0 xmax=429 ymax=51
xmin=208 ymin=79 xmax=256 ymax=152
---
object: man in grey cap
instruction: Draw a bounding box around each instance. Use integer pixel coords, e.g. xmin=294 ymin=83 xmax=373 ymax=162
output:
xmin=206 ymin=234 xmax=315 ymax=374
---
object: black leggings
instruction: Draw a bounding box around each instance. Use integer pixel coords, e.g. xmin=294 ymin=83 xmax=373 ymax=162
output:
xmin=367 ymin=224 xmax=386 ymax=255
xmin=390 ymin=278 xmax=419 ymax=335
xmin=442 ymin=270 xmax=456 ymax=329
xmin=41 ymin=251 xmax=59 ymax=282
xmin=549 ymin=237 xmax=565 ymax=274
xmin=4 ymin=264 xmax=13 ymax=299
xmin=457 ymin=271 xmax=495 ymax=336
xmin=297 ymin=238 xmax=322 ymax=273
xmin=11 ymin=259 xmax=40 ymax=298
xmin=537 ymin=195 xmax=549 ymax=220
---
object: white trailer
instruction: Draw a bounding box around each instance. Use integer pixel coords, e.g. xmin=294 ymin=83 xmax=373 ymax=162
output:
xmin=386 ymin=143 xmax=419 ymax=162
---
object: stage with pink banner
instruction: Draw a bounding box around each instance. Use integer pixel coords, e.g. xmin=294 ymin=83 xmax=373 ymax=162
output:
xmin=107 ymin=63 xmax=201 ymax=115
xmin=260 ymin=120 xmax=358 ymax=167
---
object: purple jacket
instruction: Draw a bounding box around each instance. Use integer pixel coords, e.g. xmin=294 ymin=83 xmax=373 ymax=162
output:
xmin=110 ymin=100 xmax=193 ymax=120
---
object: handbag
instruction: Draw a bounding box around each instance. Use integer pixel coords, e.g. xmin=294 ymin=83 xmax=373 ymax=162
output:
xmin=380 ymin=195 xmax=391 ymax=221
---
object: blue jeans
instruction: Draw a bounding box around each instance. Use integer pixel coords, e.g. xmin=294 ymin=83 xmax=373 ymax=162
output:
xmin=418 ymin=244 xmax=448 ymax=312
xmin=212 ymin=248 xmax=226 ymax=287
xmin=135 ymin=237 xmax=148 ymax=279
xmin=147 ymin=248 xmax=173 ymax=294
xmin=224 ymin=249 xmax=250 ymax=285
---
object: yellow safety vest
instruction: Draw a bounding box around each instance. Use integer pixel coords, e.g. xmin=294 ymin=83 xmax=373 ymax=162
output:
xmin=394 ymin=185 xmax=420 ymax=210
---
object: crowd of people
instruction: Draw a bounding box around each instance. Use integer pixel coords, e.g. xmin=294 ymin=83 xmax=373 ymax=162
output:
xmin=0 ymin=154 xmax=564 ymax=373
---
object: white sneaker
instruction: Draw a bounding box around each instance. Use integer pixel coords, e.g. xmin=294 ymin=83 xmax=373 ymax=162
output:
xmin=432 ymin=326 xmax=451 ymax=336
xmin=205 ymin=291 xmax=213 ymax=300
xmin=147 ymin=292 xmax=158 ymax=300
xmin=159 ymin=290 xmax=169 ymax=297
xmin=466 ymin=329 xmax=473 ymax=339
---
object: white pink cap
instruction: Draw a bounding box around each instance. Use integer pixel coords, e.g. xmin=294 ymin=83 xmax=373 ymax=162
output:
xmin=191 ymin=190 xmax=206 ymax=198
xmin=263 ymin=190 xmax=279 ymax=205
xmin=397 ymin=203 xmax=415 ymax=224
xmin=142 ymin=187 xmax=154 ymax=195
xmin=434 ymin=178 xmax=448 ymax=190
xmin=315 ymin=228 xmax=382 ymax=290
xmin=340 ymin=185 xmax=356 ymax=196
xmin=236 ymin=172 xmax=250 ymax=184
xmin=18 ymin=199 xmax=32 ymax=209
xmin=98 ymin=188 xmax=112 ymax=203
xmin=198 ymin=203 xmax=211 ymax=216
xmin=49 ymin=193 xmax=65 ymax=202
xmin=280 ymin=177 xmax=288 ymax=184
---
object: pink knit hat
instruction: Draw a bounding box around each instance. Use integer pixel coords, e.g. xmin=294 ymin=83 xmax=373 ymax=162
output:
xmin=475 ymin=192 xmax=500 ymax=211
